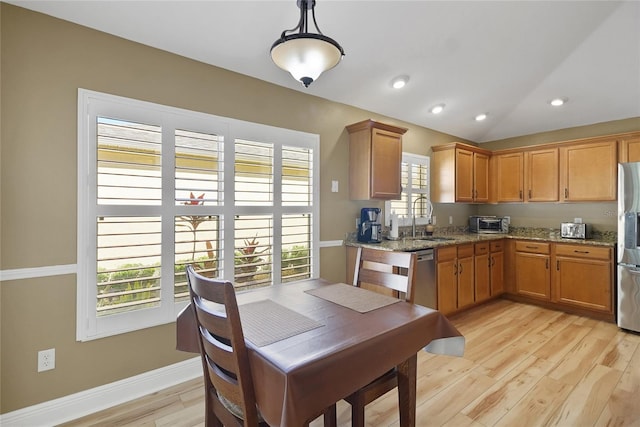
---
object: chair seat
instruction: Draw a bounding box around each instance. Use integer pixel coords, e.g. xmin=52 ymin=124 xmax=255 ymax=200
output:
xmin=345 ymin=368 xmax=398 ymax=406
xmin=217 ymin=391 xmax=266 ymax=424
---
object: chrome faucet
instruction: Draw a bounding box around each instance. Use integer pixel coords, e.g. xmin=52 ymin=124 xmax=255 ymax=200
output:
xmin=412 ymin=196 xmax=433 ymax=238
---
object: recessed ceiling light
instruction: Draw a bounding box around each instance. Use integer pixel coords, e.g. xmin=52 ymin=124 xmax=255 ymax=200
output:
xmin=430 ymin=104 xmax=445 ymax=114
xmin=475 ymin=113 xmax=488 ymax=121
xmin=391 ymin=75 xmax=409 ymax=89
xmin=550 ymin=97 xmax=568 ymax=107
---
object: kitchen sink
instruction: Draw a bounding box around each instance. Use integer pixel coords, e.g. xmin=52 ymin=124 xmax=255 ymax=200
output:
xmin=411 ymin=236 xmax=455 ymax=243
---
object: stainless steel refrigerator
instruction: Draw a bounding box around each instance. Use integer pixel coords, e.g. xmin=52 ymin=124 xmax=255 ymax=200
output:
xmin=617 ymin=162 xmax=640 ymax=332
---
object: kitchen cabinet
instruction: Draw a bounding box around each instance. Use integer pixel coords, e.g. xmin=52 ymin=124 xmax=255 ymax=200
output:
xmin=553 ymin=244 xmax=613 ymax=314
xmin=431 ymin=143 xmax=490 ymax=203
xmin=515 ymin=241 xmax=551 ymax=301
xmin=492 ymin=148 xmax=559 ymax=202
xmin=494 ymin=152 xmax=524 ymax=202
xmin=474 ymin=243 xmax=491 ymax=302
xmin=346 ymin=119 xmax=407 ymax=200
xmin=436 ymin=246 xmax=458 ymax=315
xmin=525 ymin=148 xmax=559 ymax=202
xmin=436 ymin=244 xmax=475 ymax=314
xmin=457 ymin=244 xmax=475 ymax=308
xmin=475 ymin=240 xmax=505 ymax=303
xmin=559 ymin=139 xmax=617 ymax=201
xmin=489 ymin=240 xmax=504 ymax=296
xmin=618 ymin=133 xmax=640 ymax=163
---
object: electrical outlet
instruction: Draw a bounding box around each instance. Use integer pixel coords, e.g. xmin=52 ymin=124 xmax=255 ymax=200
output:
xmin=432 ymin=215 xmax=436 ymax=225
xmin=38 ymin=348 xmax=55 ymax=372
xmin=449 ymin=216 xmax=453 ymax=225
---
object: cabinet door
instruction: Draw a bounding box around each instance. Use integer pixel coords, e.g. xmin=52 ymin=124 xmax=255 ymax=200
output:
xmin=474 ymin=252 xmax=490 ymax=302
xmin=370 ymin=128 xmax=402 ymax=199
xmin=618 ymin=134 xmax=640 ymax=163
xmin=455 ymin=149 xmax=474 ymax=202
xmin=457 ymin=256 xmax=475 ymax=308
xmin=474 ymin=152 xmax=490 ymax=202
xmin=437 ymin=259 xmax=458 ymax=315
xmin=526 ymin=148 xmax=559 ymax=202
xmin=515 ymin=252 xmax=551 ymax=300
xmin=560 ymin=140 xmax=617 ymax=201
xmin=495 ymin=152 xmax=524 ymax=202
xmin=490 ymin=251 xmax=504 ymax=296
xmin=554 ymin=257 xmax=612 ymax=313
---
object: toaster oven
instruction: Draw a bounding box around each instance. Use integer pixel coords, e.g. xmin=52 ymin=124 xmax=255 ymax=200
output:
xmin=469 ymin=216 xmax=509 ymax=234
xmin=560 ymin=222 xmax=592 ymax=239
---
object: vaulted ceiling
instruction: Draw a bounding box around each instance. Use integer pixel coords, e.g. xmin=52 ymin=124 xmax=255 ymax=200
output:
xmin=8 ymin=0 xmax=640 ymax=142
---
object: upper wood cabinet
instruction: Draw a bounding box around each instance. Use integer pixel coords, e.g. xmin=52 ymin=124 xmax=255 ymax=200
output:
xmin=493 ymin=148 xmax=559 ymax=203
xmin=346 ymin=120 xmax=407 ymax=200
xmin=431 ymin=143 xmax=490 ymax=203
xmin=559 ymin=139 xmax=617 ymax=201
xmin=526 ymin=148 xmax=559 ymax=202
xmin=618 ymin=133 xmax=640 ymax=163
xmin=494 ymin=152 xmax=524 ymax=202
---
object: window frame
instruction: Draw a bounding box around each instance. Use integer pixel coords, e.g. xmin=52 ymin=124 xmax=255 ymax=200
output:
xmin=77 ymin=89 xmax=320 ymax=341
xmin=385 ymin=153 xmax=431 ymax=227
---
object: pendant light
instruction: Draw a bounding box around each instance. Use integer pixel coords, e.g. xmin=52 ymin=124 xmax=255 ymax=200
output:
xmin=270 ymin=0 xmax=345 ymax=87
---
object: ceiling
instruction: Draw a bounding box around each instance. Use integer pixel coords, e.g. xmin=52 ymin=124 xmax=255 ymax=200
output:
xmin=7 ymin=0 xmax=640 ymax=143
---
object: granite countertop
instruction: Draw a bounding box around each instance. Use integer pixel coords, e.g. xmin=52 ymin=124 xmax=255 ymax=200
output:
xmin=345 ymin=226 xmax=616 ymax=252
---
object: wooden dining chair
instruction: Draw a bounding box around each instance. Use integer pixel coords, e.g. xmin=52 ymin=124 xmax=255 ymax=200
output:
xmin=345 ymin=248 xmax=417 ymax=427
xmin=186 ymin=265 xmax=336 ymax=427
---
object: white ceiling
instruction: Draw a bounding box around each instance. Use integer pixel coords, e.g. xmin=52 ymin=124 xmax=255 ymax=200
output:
xmin=7 ymin=0 xmax=640 ymax=142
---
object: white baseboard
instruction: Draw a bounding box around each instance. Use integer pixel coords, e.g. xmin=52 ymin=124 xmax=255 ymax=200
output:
xmin=1 ymin=357 xmax=202 ymax=427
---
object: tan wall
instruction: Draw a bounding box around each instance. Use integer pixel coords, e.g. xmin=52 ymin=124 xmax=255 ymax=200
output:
xmin=0 ymin=4 xmax=469 ymax=413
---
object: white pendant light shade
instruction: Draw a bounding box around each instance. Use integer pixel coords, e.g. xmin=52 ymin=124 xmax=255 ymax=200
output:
xmin=270 ymin=0 xmax=345 ymax=87
xmin=271 ymin=35 xmax=343 ymax=87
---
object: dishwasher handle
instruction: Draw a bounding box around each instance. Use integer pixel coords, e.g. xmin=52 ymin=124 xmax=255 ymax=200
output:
xmin=414 ymin=249 xmax=434 ymax=262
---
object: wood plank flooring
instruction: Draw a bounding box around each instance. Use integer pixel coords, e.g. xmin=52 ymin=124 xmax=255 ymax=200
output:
xmin=61 ymin=300 xmax=640 ymax=427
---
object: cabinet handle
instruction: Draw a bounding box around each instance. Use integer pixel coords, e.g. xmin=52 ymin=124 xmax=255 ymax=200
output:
xmin=556 ymin=260 xmax=560 ymax=271
xmin=573 ymin=250 xmax=590 ymax=254
xmin=528 ymin=189 xmax=532 ymax=199
xmin=519 ymin=190 xmax=523 ymax=200
xmin=491 ymin=257 xmax=495 ymax=267
xmin=525 ymin=245 xmax=538 ymax=249
xmin=564 ymin=188 xmax=569 ymax=198
xmin=454 ymin=264 xmax=458 ymax=275
xmin=546 ymin=259 xmax=549 ymax=269
xmin=459 ymin=263 xmax=463 ymax=274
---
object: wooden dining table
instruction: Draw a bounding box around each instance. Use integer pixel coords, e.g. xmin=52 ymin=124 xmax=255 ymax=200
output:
xmin=176 ymin=278 xmax=464 ymax=427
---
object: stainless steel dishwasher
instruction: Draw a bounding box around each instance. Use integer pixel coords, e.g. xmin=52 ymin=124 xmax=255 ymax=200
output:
xmin=412 ymin=249 xmax=437 ymax=309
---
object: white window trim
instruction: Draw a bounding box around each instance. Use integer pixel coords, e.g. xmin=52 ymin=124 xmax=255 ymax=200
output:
xmin=385 ymin=153 xmax=431 ymax=227
xmin=77 ymin=89 xmax=320 ymax=341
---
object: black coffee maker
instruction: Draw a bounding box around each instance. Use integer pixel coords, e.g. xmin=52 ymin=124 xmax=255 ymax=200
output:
xmin=358 ymin=207 xmax=382 ymax=243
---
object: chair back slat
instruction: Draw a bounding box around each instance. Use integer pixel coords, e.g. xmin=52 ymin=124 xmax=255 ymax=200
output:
xmin=353 ymin=248 xmax=416 ymax=302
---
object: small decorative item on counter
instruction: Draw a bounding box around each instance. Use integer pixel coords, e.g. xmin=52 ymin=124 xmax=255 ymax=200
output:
xmin=425 ymin=222 xmax=434 ymax=236
xmin=389 ymin=211 xmax=399 ymax=240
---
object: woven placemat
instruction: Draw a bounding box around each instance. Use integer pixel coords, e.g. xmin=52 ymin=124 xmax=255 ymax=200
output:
xmin=305 ymin=283 xmax=401 ymax=313
xmin=239 ymin=299 xmax=323 ymax=347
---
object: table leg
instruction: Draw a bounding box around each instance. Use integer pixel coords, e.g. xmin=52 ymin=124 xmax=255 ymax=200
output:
xmin=397 ymin=354 xmax=417 ymax=427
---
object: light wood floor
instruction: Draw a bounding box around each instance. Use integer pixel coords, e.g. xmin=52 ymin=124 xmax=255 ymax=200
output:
xmin=62 ymin=299 xmax=640 ymax=427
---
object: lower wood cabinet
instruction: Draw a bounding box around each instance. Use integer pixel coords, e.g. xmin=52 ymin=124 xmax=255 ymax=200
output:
xmin=515 ymin=241 xmax=551 ymax=301
xmin=509 ymin=239 xmax=614 ymax=321
xmin=553 ymin=244 xmax=613 ymax=314
xmin=456 ymin=245 xmax=475 ymax=309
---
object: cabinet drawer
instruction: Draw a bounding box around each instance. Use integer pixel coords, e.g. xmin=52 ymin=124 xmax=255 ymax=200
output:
xmin=555 ymin=244 xmax=611 ymax=260
xmin=475 ymin=242 xmax=490 ymax=255
xmin=457 ymin=244 xmax=474 ymax=258
xmin=436 ymin=246 xmax=457 ymax=262
xmin=515 ymin=241 xmax=550 ymax=254
xmin=490 ymin=240 xmax=504 ymax=252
